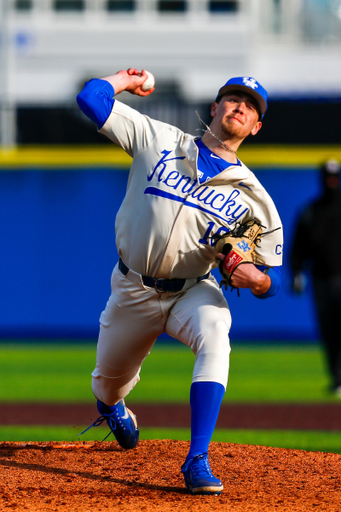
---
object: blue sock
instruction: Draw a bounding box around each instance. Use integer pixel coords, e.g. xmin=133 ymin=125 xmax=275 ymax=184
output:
xmin=186 ymin=381 xmax=225 ymax=460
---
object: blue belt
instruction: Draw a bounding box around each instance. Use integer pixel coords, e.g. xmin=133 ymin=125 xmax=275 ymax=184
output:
xmin=118 ymin=258 xmax=209 ymax=293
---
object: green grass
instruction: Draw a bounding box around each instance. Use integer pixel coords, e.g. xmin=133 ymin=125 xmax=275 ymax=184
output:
xmin=0 ymin=341 xmax=340 ymax=453
xmin=0 ymin=342 xmax=96 ymax=403
xmin=225 ymin=343 xmax=332 ymax=403
xmin=0 ymin=427 xmax=340 ymax=455
xmin=0 ymin=341 xmax=334 ymax=403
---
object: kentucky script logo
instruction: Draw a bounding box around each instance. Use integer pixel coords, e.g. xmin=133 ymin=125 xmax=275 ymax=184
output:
xmin=144 ymin=149 xmax=249 ymax=225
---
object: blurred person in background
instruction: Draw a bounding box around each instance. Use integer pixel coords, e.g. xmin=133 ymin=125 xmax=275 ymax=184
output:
xmin=290 ymin=158 xmax=341 ymax=396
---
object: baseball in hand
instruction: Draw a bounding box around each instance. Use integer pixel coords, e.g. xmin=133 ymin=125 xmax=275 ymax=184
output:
xmin=141 ymin=71 xmax=155 ymax=91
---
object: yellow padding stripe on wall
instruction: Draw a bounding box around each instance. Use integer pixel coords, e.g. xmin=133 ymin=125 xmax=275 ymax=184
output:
xmin=238 ymin=145 xmax=341 ymax=168
xmin=0 ymin=146 xmax=132 ymax=169
xmin=0 ymin=145 xmax=341 ymax=169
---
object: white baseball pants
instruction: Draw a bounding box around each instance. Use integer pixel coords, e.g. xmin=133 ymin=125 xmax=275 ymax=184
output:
xmin=91 ymin=263 xmax=232 ymax=405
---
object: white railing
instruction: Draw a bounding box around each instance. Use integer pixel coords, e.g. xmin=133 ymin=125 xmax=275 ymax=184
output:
xmin=6 ymin=0 xmax=341 ymax=43
xmin=1 ymin=0 xmax=341 ymax=146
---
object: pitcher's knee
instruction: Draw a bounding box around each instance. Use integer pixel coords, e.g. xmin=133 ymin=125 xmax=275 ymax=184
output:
xmin=193 ymin=319 xmax=230 ymax=353
xmin=192 ymin=321 xmax=231 ymax=388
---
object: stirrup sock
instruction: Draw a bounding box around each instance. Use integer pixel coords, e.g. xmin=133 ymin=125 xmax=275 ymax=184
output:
xmin=186 ymin=381 xmax=225 ymax=460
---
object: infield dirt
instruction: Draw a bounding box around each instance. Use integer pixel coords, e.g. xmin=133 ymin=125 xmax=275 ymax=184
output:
xmin=1 ymin=402 xmax=341 ymax=430
xmin=1 ymin=403 xmax=341 ymax=511
xmin=0 ymin=439 xmax=340 ymax=511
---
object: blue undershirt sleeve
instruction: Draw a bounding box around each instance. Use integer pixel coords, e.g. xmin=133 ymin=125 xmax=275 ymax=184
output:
xmin=76 ymin=78 xmax=115 ymax=130
xmin=253 ymin=266 xmax=281 ymax=299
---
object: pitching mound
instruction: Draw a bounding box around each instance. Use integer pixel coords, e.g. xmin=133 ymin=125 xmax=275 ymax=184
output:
xmin=0 ymin=440 xmax=340 ymax=511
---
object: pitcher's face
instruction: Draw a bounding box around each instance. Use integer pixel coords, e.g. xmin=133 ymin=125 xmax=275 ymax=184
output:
xmin=210 ymin=93 xmax=262 ymax=140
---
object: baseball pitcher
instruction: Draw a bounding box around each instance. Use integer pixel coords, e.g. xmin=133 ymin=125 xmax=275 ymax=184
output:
xmin=77 ymin=69 xmax=283 ymax=495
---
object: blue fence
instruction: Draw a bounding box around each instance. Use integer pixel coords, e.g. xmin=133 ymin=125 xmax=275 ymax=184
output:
xmin=0 ymin=166 xmax=321 ymax=341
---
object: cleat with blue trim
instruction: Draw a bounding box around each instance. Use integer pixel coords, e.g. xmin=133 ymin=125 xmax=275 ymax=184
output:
xmin=80 ymin=399 xmax=139 ymax=449
xmin=181 ymin=453 xmax=223 ymax=495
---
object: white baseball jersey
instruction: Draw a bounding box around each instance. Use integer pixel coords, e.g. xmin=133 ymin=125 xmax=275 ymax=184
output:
xmin=100 ymin=100 xmax=283 ymax=279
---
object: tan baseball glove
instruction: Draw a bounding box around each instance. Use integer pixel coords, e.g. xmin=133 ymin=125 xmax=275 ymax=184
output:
xmin=213 ymin=219 xmax=265 ymax=290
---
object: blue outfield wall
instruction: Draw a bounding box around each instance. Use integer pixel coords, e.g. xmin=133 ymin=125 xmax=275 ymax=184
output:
xmin=0 ymin=166 xmax=321 ymax=342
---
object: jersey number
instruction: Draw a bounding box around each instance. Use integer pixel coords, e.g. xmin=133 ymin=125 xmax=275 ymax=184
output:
xmin=199 ymin=221 xmax=230 ymax=246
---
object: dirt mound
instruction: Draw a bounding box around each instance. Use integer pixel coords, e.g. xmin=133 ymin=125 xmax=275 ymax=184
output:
xmin=0 ymin=439 xmax=340 ymax=511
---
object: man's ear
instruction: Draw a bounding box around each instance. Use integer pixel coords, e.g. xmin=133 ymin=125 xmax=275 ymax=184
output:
xmin=251 ymin=121 xmax=262 ymax=136
xmin=210 ymin=101 xmax=218 ymax=118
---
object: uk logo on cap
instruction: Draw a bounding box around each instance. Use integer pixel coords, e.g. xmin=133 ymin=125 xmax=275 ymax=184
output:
xmin=243 ymin=77 xmax=258 ymax=89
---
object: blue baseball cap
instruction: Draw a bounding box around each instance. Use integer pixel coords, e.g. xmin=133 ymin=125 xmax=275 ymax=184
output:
xmin=216 ymin=76 xmax=268 ymax=116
